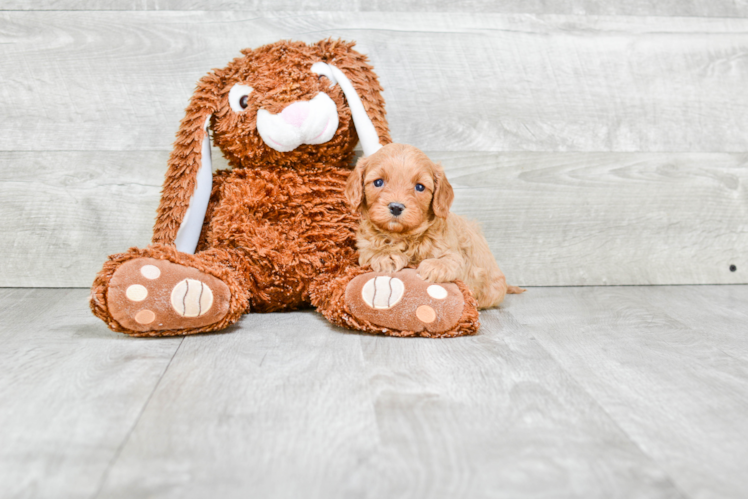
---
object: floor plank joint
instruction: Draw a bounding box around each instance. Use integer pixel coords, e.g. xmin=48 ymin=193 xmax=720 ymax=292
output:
xmin=2 ymin=287 xmax=745 ymax=497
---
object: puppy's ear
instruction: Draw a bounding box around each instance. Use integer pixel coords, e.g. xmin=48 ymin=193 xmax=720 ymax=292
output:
xmin=345 ymin=156 xmax=368 ymax=213
xmin=431 ymin=162 xmax=454 ymax=219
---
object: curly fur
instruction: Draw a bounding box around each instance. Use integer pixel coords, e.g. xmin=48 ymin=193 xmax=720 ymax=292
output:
xmin=346 ymin=143 xmax=524 ymax=309
xmin=154 ymin=39 xmax=390 ymax=246
xmin=90 ymin=40 xmax=481 ymax=338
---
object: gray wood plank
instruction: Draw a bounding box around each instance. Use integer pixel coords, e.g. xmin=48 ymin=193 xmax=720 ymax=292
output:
xmin=503 ymin=286 xmax=748 ymax=497
xmin=633 ymin=285 xmax=748 ymax=361
xmin=4 ymin=286 xmax=747 ymax=497
xmin=2 ymin=11 xmax=748 ymax=152
xmin=96 ymin=312 xmax=383 ymax=498
xmin=350 ymin=313 xmax=681 ymax=497
xmin=0 ymin=288 xmax=183 ymax=498
xmin=445 ymin=151 xmax=748 ymax=287
xmin=2 ymin=0 xmax=748 ymax=17
xmin=2 ymin=150 xmax=745 ymax=287
xmin=95 ymin=297 xmax=682 ymax=498
xmin=0 ymin=151 xmax=160 ymax=287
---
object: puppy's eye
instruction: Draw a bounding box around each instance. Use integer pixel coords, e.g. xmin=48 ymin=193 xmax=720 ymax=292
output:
xmin=373 ymin=179 xmax=384 ymax=188
xmin=229 ymin=83 xmax=253 ymax=113
xmin=415 ymin=183 xmax=425 ymax=192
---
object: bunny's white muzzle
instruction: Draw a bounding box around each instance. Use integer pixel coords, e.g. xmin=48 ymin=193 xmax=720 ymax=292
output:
xmin=175 ymin=63 xmax=384 ymax=255
xmin=256 ymin=93 xmax=339 ymax=153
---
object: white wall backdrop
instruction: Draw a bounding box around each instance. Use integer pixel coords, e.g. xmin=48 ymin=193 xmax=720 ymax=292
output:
xmin=1 ymin=2 xmax=746 ymax=286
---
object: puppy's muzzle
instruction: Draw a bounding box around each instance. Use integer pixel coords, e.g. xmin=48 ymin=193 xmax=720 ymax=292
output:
xmin=388 ymin=202 xmax=405 ymax=216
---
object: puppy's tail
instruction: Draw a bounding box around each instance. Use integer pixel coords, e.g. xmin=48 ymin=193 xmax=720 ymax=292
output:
xmin=507 ymin=285 xmax=526 ymax=294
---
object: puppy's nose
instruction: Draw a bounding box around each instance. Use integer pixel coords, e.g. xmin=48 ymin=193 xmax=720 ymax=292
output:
xmin=388 ymin=202 xmax=405 ymax=216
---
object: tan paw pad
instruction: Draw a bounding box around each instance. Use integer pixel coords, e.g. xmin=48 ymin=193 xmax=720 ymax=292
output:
xmin=416 ymin=305 xmax=436 ymax=323
xmin=107 ymin=257 xmax=230 ymax=333
xmin=126 ymin=284 xmax=148 ymax=302
xmin=345 ymin=269 xmax=465 ymax=334
xmin=361 ymin=276 xmax=404 ymax=309
xmin=170 ymin=279 xmax=214 ymax=317
xmin=135 ymin=309 xmax=156 ymax=325
xmin=427 ymin=285 xmax=448 ymax=300
xmin=140 ymin=264 xmax=161 ymax=280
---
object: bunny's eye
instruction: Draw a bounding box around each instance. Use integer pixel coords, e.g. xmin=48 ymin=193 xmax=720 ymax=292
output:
xmin=415 ymin=183 xmax=425 ymax=192
xmin=229 ymin=84 xmax=253 ymax=113
xmin=373 ymin=179 xmax=384 ymax=188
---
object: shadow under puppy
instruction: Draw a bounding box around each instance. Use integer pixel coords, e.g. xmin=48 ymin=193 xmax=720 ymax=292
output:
xmin=346 ymin=143 xmax=524 ymax=309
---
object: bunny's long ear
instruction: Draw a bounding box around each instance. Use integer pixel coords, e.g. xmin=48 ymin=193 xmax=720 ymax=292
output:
xmin=152 ymin=73 xmax=221 ymax=253
xmin=313 ymin=40 xmax=391 ymax=157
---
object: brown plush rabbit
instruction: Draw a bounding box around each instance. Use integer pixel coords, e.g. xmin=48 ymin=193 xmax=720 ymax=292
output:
xmin=90 ymin=39 xmax=479 ymax=338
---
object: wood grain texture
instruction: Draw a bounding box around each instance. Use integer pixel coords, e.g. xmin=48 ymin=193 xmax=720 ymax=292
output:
xmin=351 ymin=315 xmax=680 ymax=497
xmin=636 ymin=285 xmax=748 ymax=360
xmin=2 ymin=0 xmax=747 ymax=17
xmin=96 ymin=311 xmax=383 ymax=498
xmin=443 ymin=151 xmax=748 ymax=286
xmin=2 ymin=286 xmax=747 ymax=497
xmin=504 ymin=285 xmax=748 ymax=497
xmin=0 ymin=151 xmax=160 ymax=287
xmin=2 ymin=11 xmax=748 ymax=151
xmin=2 ymin=150 xmax=745 ymax=287
xmin=0 ymin=288 xmax=183 ymax=498
xmin=96 ymin=297 xmax=680 ymax=498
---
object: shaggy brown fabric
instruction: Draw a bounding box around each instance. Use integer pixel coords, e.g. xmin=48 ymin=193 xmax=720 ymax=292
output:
xmin=310 ymin=267 xmax=480 ymax=338
xmin=90 ymin=39 xmax=480 ymax=338
xmin=107 ymin=257 xmax=231 ymax=333
xmin=152 ymin=39 xmax=390 ymax=246
xmin=91 ymin=245 xmax=249 ymax=336
xmin=345 ymin=269 xmax=466 ymax=334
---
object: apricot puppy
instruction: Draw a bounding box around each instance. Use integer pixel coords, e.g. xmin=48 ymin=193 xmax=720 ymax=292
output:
xmin=346 ymin=143 xmax=524 ymax=309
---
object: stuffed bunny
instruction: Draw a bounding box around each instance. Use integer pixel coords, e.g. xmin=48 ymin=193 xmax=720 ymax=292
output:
xmin=90 ymin=39 xmax=479 ymax=338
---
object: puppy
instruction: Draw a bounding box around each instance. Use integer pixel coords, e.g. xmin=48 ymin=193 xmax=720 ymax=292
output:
xmin=345 ymin=143 xmax=524 ymax=309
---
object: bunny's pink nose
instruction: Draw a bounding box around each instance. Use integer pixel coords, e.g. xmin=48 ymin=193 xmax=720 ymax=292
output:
xmin=280 ymin=101 xmax=310 ymax=128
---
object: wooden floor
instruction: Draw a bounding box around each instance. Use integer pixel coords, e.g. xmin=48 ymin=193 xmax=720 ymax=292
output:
xmin=0 ymin=287 xmax=746 ymax=497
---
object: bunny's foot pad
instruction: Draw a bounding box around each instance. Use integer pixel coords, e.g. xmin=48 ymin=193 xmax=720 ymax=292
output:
xmin=107 ymin=257 xmax=231 ymax=333
xmin=345 ymin=269 xmax=474 ymax=336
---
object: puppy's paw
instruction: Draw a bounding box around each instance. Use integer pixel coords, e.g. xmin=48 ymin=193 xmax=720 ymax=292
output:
xmin=370 ymin=253 xmax=408 ymax=273
xmin=417 ymin=258 xmax=458 ymax=283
